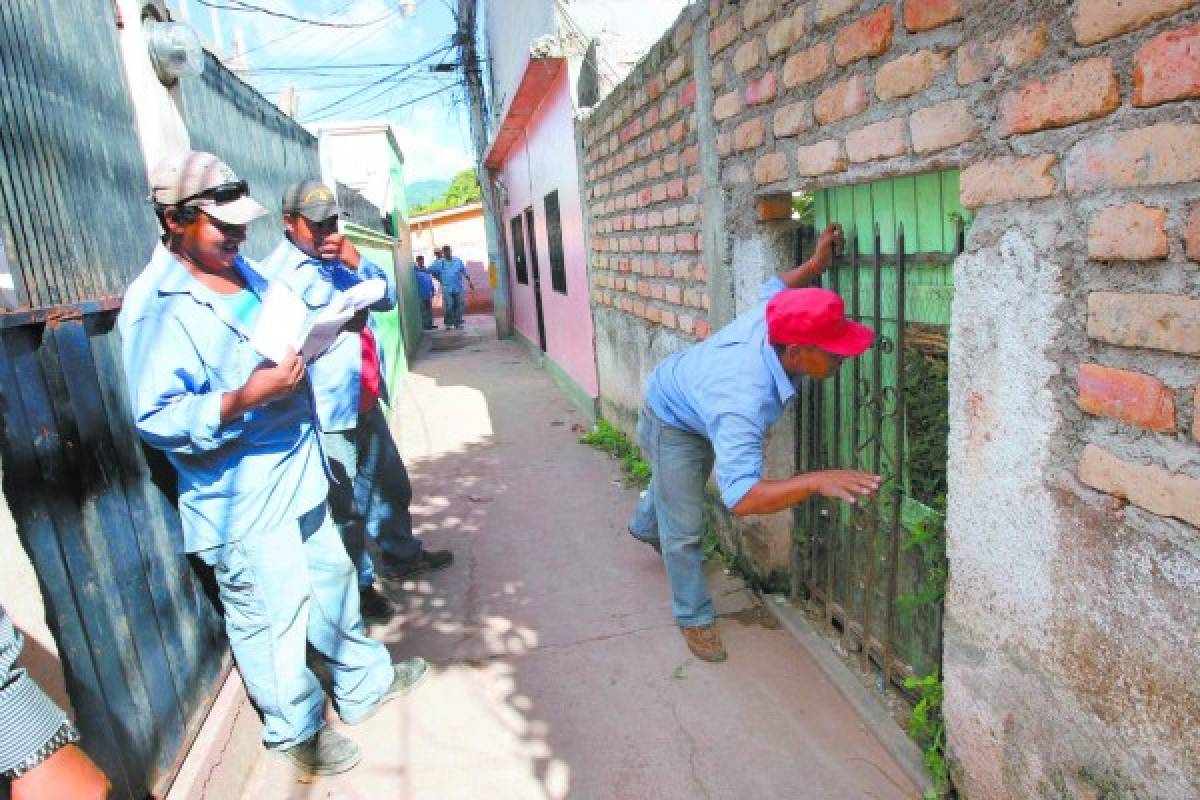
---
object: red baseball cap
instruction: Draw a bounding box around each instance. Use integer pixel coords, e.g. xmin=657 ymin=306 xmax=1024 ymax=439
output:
xmin=765 ymin=288 xmax=875 ymax=356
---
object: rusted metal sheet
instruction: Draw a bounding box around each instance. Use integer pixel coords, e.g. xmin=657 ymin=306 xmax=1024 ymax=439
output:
xmin=0 ymin=0 xmax=159 ymax=310
xmin=0 ymin=3 xmax=231 ymax=798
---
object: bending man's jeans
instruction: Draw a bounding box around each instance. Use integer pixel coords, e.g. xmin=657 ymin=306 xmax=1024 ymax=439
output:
xmin=628 ymin=405 xmax=716 ymax=628
xmin=198 ymin=503 xmax=393 ymax=749
xmin=443 ymin=289 xmax=464 ymax=327
xmin=419 ymin=297 xmax=434 ymax=328
xmin=323 ymin=402 xmax=422 ymax=589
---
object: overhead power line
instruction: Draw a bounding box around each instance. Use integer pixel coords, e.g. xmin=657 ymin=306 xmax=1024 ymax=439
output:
xmin=194 ymin=0 xmax=393 ymax=28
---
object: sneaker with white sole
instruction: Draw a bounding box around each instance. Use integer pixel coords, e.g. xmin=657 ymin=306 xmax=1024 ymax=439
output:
xmin=342 ymin=657 xmax=430 ymax=725
xmin=278 ymin=726 xmax=361 ymax=775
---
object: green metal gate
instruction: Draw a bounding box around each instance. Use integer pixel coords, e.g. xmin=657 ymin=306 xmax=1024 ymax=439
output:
xmin=793 ymin=170 xmax=965 ymax=690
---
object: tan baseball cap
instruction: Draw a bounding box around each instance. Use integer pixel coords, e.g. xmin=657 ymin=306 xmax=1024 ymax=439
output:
xmin=149 ymin=150 xmax=268 ymax=225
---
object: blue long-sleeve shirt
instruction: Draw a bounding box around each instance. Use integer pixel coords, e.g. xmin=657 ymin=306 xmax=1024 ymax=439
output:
xmin=432 ymin=256 xmax=470 ymax=293
xmin=645 ymin=277 xmax=795 ymax=510
xmin=259 ymin=238 xmax=396 ymax=432
xmin=118 ymin=245 xmax=328 ymax=553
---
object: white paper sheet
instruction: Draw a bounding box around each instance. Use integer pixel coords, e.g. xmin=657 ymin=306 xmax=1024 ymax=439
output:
xmin=250 ymin=278 xmax=388 ymax=363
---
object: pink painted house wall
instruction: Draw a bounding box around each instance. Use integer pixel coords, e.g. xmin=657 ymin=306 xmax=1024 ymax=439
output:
xmin=497 ymin=70 xmax=598 ymax=399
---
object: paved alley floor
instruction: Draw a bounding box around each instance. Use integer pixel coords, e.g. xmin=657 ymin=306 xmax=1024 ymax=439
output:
xmin=242 ymin=315 xmax=918 ymax=800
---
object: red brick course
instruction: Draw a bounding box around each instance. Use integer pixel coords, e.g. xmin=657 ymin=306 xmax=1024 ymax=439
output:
xmin=960 ymin=155 xmax=1057 ymax=207
xmin=876 ymin=50 xmax=949 ymax=99
xmin=1088 ymin=292 xmax=1200 ymax=355
xmin=1133 ymin=25 xmax=1200 ymax=107
xmin=783 ymin=43 xmax=832 ymax=88
xmin=1077 ymin=364 xmax=1176 ymax=431
xmin=998 ymin=58 xmax=1119 ymax=136
xmin=911 ymin=99 xmax=978 ymax=153
xmin=1186 ymin=205 xmax=1200 ymax=262
xmin=905 ymin=0 xmax=962 ymax=32
xmin=846 ymin=118 xmax=907 ymax=162
xmin=814 ymin=74 xmax=868 ymax=125
xmin=745 ymin=70 xmax=778 ymax=106
xmin=1065 ymin=124 xmax=1200 ymax=193
xmin=1073 ymin=0 xmax=1196 ymax=46
xmin=1078 ymin=444 xmax=1200 ymax=527
xmin=834 ymin=6 xmax=895 ymax=66
xmin=1087 ymin=204 xmax=1169 ymax=261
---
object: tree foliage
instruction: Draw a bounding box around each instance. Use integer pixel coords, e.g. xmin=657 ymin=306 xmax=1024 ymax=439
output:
xmin=410 ymin=168 xmax=481 ymax=215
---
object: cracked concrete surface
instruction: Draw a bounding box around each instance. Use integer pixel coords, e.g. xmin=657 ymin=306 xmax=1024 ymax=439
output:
xmin=240 ymin=315 xmax=917 ymax=799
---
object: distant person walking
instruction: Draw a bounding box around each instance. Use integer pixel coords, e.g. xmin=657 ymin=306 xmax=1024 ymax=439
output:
xmin=414 ymin=254 xmax=437 ymax=330
xmin=435 ymin=244 xmax=474 ymax=330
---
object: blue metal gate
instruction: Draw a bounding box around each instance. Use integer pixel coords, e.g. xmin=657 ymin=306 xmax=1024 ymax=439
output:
xmin=0 ymin=2 xmax=228 ymax=796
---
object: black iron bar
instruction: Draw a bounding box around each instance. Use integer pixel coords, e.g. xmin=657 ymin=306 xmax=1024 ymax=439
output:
xmin=825 ymin=227 xmax=844 ymax=628
xmin=844 ymin=227 xmax=864 ymax=642
xmin=883 ymin=223 xmax=907 ymax=690
xmin=862 ymin=224 xmax=883 ymax=674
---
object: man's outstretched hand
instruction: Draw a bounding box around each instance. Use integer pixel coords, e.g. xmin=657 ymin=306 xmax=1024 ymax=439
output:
xmin=806 ymin=469 xmax=881 ymax=504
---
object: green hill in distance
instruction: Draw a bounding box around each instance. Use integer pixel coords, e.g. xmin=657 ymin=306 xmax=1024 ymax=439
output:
xmin=406 ymin=178 xmax=450 ymax=212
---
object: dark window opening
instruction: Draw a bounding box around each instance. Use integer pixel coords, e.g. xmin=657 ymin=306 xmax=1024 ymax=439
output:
xmin=544 ymin=190 xmax=567 ymax=294
xmin=510 ymin=214 xmax=528 ymax=285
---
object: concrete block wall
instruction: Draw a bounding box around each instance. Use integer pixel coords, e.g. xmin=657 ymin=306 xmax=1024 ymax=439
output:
xmin=576 ymin=1 xmax=1200 ymax=797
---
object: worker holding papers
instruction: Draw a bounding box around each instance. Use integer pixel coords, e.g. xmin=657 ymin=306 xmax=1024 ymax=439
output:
xmin=262 ymin=180 xmax=453 ymax=625
xmin=251 ymin=277 xmax=388 ymax=365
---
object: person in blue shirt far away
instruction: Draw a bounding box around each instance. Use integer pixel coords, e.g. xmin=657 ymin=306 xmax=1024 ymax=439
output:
xmin=628 ymin=223 xmax=881 ymax=663
xmin=431 ymin=244 xmax=474 ymax=329
xmin=120 ymin=152 xmax=427 ymax=776
xmin=414 ymin=254 xmax=437 ymax=329
xmin=261 ymin=180 xmax=454 ymax=624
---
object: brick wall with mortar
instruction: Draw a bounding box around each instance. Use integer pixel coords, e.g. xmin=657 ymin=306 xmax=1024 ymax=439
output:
xmin=576 ymin=2 xmax=1199 ymax=796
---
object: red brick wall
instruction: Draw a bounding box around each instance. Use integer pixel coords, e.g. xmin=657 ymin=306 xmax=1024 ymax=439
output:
xmin=581 ymin=13 xmax=713 ymax=341
xmin=575 ymin=1 xmax=1200 ymax=797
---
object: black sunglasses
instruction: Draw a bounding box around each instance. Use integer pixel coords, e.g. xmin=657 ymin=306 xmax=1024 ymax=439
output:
xmin=178 ymin=180 xmax=249 ymax=207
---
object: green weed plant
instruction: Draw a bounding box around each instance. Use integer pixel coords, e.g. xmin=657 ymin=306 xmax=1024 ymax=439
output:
xmin=579 ymin=419 xmax=652 ymax=489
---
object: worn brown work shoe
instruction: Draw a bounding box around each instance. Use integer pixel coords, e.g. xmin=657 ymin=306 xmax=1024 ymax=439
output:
xmin=680 ymin=623 xmax=727 ymax=662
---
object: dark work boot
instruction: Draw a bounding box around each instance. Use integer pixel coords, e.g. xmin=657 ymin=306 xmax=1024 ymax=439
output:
xmin=359 ymin=585 xmax=394 ymax=622
xmin=379 ymin=548 xmax=454 ymax=581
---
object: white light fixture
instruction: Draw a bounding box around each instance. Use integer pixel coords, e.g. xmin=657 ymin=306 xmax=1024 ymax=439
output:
xmin=145 ymin=20 xmax=204 ymax=86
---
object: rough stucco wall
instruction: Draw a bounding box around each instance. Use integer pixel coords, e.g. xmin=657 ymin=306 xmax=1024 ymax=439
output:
xmin=576 ymin=0 xmax=1200 ymax=797
xmin=484 ymin=0 xmax=557 ymax=118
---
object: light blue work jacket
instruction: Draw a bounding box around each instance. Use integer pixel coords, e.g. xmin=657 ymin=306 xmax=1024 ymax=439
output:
xmin=118 ymin=244 xmax=328 ymax=553
xmin=645 ymin=277 xmax=794 ymax=510
xmin=259 ymin=237 xmax=396 ymax=433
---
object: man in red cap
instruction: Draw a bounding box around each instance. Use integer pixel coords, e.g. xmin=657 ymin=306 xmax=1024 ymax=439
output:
xmin=628 ymin=223 xmax=880 ymax=662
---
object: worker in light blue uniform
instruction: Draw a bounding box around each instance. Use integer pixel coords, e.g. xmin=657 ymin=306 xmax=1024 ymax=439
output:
xmin=431 ymin=244 xmax=474 ymax=329
xmin=629 ymin=224 xmax=881 ymax=663
xmin=120 ymin=152 xmax=426 ymax=777
xmin=414 ymin=254 xmax=437 ymax=329
xmin=261 ymin=181 xmax=453 ymax=624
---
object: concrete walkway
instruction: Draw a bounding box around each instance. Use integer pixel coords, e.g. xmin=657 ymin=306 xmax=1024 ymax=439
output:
xmin=242 ymin=315 xmax=918 ymax=800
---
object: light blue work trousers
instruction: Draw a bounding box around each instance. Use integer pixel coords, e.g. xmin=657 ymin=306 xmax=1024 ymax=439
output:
xmin=323 ymin=403 xmax=421 ymax=590
xmin=198 ymin=503 xmax=394 ymax=749
xmin=443 ymin=289 xmax=465 ymax=327
xmin=628 ymin=405 xmax=717 ymax=628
